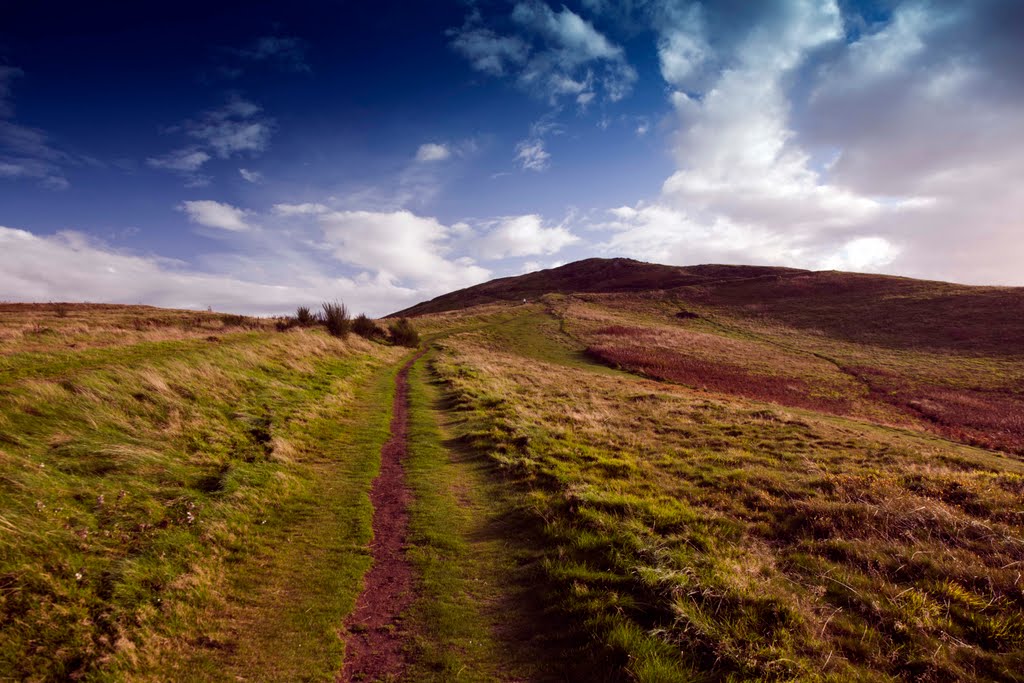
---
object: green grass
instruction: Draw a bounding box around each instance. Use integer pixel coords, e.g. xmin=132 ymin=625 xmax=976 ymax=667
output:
xmin=0 ymin=317 xmax=402 ymax=681
xmin=141 ymin=352 xmax=408 ymax=681
xmin=425 ymin=307 xmax=1024 ymax=682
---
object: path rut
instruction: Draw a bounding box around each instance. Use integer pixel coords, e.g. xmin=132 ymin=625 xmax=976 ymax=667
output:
xmin=340 ymin=352 xmax=424 ymax=682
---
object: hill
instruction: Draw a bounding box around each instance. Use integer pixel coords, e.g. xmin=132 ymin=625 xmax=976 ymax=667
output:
xmin=407 ymin=271 xmax=1024 ymax=681
xmin=4 ymin=262 xmax=1024 ymax=682
xmin=390 ymin=258 xmax=809 ymax=317
xmin=396 ymin=257 xmax=1024 ymax=355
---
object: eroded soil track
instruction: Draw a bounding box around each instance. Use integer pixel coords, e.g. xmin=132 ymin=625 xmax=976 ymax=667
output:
xmin=340 ymin=353 xmax=423 ymax=682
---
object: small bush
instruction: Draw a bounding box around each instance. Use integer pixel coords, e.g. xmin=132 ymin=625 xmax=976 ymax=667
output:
xmin=275 ymin=318 xmax=298 ymax=332
xmin=52 ymin=302 xmax=69 ymax=318
xmin=295 ymin=306 xmax=316 ymax=327
xmin=388 ymin=318 xmax=420 ymax=347
xmin=352 ymin=313 xmax=383 ymax=339
xmin=321 ymin=300 xmax=351 ymax=338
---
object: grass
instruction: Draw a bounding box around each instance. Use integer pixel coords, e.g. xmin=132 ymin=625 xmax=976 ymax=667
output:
xmin=560 ymin=293 xmax=1024 ymax=456
xmin=0 ymin=304 xmax=402 ymax=681
xmin=6 ymin=263 xmax=1024 ymax=682
xmin=423 ymin=305 xmax=1024 ymax=681
xmin=403 ymin=351 xmax=618 ymax=681
xmin=401 ymin=352 xmax=512 ymax=680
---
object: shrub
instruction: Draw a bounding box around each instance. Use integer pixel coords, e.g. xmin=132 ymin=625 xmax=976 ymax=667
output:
xmin=352 ymin=313 xmax=383 ymax=339
xmin=52 ymin=302 xmax=69 ymax=318
xmin=321 ymin=300 xmax=351 ymax=338
xmin=295 ymin=306 xmax=316 ymax=327
xmin=388 ymin=318 xmax=420 ymax=347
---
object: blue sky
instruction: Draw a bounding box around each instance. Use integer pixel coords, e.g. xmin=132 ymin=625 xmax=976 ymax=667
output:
xmin=1 ymin=0 xmax=1022 ymax=315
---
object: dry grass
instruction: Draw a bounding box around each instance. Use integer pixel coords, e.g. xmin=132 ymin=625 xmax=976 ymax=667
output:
xmin=0 ymin=304 xmax=401 ymax=680
xmin=425 ymin=303 xmax=1024 ymax=681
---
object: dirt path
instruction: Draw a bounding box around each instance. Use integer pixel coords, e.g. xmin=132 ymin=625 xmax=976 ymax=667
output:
xmin=340 ymin=352 xmax=423 ymax=682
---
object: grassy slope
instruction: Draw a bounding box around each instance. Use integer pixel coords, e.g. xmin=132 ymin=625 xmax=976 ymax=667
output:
xmin=0 ymin=306 xmax=403 ymax=681
xmin=423 ymin=302 xmax=1024 ymax=682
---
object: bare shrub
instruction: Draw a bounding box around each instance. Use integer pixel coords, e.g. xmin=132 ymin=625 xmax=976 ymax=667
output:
xmin=321 ymin=300 xmax=351 ymax=338
xmin=352 ymin=313 xmax=383 ymax=339
xmin=295 ymin=306 xmax=316 ymax=327
xmin=388 ymin=318 xmax=420 ymax=347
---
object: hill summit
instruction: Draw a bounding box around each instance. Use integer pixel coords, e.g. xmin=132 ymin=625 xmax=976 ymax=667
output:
xmin=392 ymin=258 xmax=807 ymax=317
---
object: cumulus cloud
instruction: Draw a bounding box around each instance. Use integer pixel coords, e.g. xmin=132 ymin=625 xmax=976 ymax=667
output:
xmin=448 ymin=1 xmax=636 ymax=104
xmin=476 ymin=214 xmax=579 ymax=258
xmin=415 ymin=143 xmax=451 ymax=162
xmin=319 ymin=209 xmax=489 ymax=290
xmin=575 ymin=0 xmax=1024 ymax=285
xmin=179 ymin=200 xmax=253 ymax=232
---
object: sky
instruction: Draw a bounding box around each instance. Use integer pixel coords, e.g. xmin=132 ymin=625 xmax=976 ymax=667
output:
xmin=1 ymin=0 xmax=1022 ymax=316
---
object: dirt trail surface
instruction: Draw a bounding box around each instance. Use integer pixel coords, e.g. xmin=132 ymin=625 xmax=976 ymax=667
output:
xmin=340 ymin=352 xmax=424 ymax=682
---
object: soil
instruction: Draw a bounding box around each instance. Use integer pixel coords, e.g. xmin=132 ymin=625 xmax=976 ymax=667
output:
xmin=339 ymin=352 xmax=424 ymax=682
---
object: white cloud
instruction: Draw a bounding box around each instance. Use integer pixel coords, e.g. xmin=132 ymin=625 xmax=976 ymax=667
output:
xmin=514 ymin=138 xmax=550 ymax=171
xmin=822 ymin=237 xmax=898 ymax=272
xmin=147 ymin=148 xmax=211 ymax=172
xmin=448 ymin=12 xmax=531 ymax=76
xmin=319 ymin=209 xmax=490 ymax=290
xmin=476 ymin=214 xmax=579 ymax=259
xmin=0 ymin=225 xmax=421 ymax=316
xmin=273 ymin=202 xmax=330 ymax=216
xmin=150 ymin=97 xmax=273 ymax=185
xmin=179 ymin=200 xmax=253 ymax=232
xmin=577 ymin=0 xmax=1024 ymax=286
xmin=415 ymin=143 xmax=451 ymax=162
xmin=449 ymin=1 xmax=635 ymax=104
xmin=239 ymin=167 xmax=263 ymax=183
xmin=657 ymin=3 xmax=709 ymax=90
xmin=186 ymin=97 xmax=272 ymax=158
xmin=511 ymin=1 xmax=621 ymax=61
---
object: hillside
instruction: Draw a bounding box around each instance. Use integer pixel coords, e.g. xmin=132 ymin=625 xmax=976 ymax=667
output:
xmin=391 ymin=258 xmax=809 ymax=317
xmin=403 ymin=260 xmax=1024 ymax=680
xmin=396 ymin=259 xmax=1024 ymax=354
xmin=3 ymin=262 xmax=1024 ymax=682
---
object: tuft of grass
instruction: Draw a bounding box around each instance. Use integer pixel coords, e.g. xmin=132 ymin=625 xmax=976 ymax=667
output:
xmin=321 ymin=300 xmax=351 ymax=338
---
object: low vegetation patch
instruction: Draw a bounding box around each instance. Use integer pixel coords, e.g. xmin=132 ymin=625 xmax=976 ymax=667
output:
xmin=587 ymin=343 xmax=853 ymax=414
